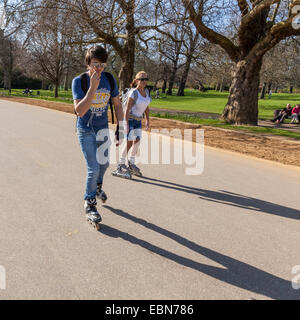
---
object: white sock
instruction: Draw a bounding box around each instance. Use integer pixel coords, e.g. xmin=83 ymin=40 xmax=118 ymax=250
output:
xmin=129 ymin=156 xmax=135 ymax=164
xmin=119 ymin=157 xmax=126 ymax=165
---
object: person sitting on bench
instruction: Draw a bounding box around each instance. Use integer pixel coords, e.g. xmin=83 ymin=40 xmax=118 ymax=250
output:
xmin=272 ymin=104 xmax=292 ymax=124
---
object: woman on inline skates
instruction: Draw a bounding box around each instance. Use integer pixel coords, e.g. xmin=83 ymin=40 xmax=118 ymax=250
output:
xmin=112 ymin=71 xmax=151 ymax=178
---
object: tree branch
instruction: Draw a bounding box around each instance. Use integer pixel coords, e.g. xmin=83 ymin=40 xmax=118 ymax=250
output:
xmin=79 ymin=0 xmax=124 ymax=58
xmin=237 ymin=0 xmax=249 ymax=16
xmin=182 ymin=0 xmax=240 ymax=62
xmin=241 ymin=0 xmax=280 ymax=26
xmin=271 ymin=0 xmax=281 ymax=23
xmin=248 ymin=12 xmax=300 ymax=60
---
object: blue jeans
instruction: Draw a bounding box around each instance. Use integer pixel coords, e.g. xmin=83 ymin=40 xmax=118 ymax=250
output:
xmin=77 ymin=127 xmax=110 ymax=200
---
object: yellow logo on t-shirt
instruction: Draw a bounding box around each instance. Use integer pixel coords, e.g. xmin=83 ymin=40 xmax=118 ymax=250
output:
xmin=90 ymin=89 xmax=110 ymax=114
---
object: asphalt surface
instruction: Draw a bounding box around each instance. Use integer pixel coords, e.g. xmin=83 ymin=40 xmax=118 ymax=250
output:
xmin=0 ymin=99 xmax=299 ymax=300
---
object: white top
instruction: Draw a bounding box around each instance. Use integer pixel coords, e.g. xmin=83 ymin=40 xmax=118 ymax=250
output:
xmin=129 ymin=89 xmax=151 ymax=117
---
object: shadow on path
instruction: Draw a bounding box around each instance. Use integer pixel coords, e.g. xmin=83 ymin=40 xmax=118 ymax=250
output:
xmin=131 ymin=176 xmax=300 ymax=220
xmin=101 ymin=206 xmax=299 ymax=299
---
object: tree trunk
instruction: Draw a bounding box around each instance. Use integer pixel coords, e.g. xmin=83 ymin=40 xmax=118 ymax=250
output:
xmin=219 ymin=77 xmax=224 ymax=92
xmin=3 ymin=67 xmax=11 ymax=91
xmin=3 ymin=68 xmax=12 ymax=94
xmin=118 ymin=58 xmax=134 ymax=91
xmin=63 ymin=74 xmax=69 ymax=91
xmin=198 ymin=81 xmax=206 ymax=92
xmin=222 ymin=59 xmax=262 ymax=125
xmin=177 ymin=34 xmax=197 ymax=96
xmin=118 ymin=10 xmax=135 ymax=92
xmin=167 ymin=75 xmax=176 ymax=95
xmin=167 ymin=61 xmax=178 ymax=95
xmin=260 ymin=82 xmax=266 ymax=99
xmin=54 ymin=82 xmax=59 ymax=98
xmin=162 ymin=79 xmax=167 ymax=93
xmin=1 ymin=39 xmax=13 ymax=93
xmin=177 ymin=81 xmax=185 ymax=96
xmin=7 ymin=70 xmax=12 ymax=95
xmin=177 ymin=56 xmax=192 ymax=96
xmin=64 ymin=60 xmax=70 ymax=91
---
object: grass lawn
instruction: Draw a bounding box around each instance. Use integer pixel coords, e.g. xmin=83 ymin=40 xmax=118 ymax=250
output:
xmin=1 ymin=87 xmax=299 ymax=123
xmin=149 ymin=89 xmax=300 ymax=120
xmin=150 ymin=112 xmax=300 ymax=140
xmin=1 ymin=88 xmax=299 ymax=120
xmin=0 ymin=88 xmax=74 ymax=104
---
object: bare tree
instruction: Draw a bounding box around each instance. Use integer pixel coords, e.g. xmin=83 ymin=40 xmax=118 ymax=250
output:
xmin=0 ymin=0 xmax=34 ymax=93
xmin=157 ymin=33 xmax=184 ymax=95
xmin=55 ymin=0 xmax=168 ymax=91
xmin=182 ymin=0 xmax=300 ymax=125
xmin=26 ymin=0 xmax=76 ymax=97
xmin=177 ymin=30 xmax=202 ymax=96
xmin=282 ymin=38 xmax=300 ymax=92
xmin=0 ymin=31 xmax=13 ymax=92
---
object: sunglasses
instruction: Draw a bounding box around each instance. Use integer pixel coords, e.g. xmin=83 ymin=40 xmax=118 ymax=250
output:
xmin=91 ymin=62 xmax=106 ymax=68
xmin=137 ymin=77 xmax=149 ymax=81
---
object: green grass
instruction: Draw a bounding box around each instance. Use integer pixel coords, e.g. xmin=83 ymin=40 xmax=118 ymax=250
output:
xmin=0 ymin=88 xmax=74 ymax=104
xmin=151 ymin=89 xmax=229 ymax=114
xmin=150 ymin=89 xmax=300 ymax=120
xmin=150 ymin=112 xmax=300 ymax=140
xmin=1 ymin=87 xmax=299 ymax=139
xmin=1 ymin=88 xmax=299 ymax=119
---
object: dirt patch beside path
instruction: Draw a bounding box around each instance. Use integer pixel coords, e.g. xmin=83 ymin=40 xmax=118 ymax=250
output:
xmin=1 ymin=96 xmax=300 ymax=167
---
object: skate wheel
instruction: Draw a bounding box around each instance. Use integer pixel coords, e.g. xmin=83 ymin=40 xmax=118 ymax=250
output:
xmin=101 ymin=196 xmax=107 ymax=203
xmin=95 ymin=223 xmax=101 ymax=231
xmin=87 ymin=218 xmax=96 ymax=228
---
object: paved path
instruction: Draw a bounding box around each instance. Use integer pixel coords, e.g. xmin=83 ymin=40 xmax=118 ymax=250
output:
xmin=0 ymin=100 xmax=299 ymax=300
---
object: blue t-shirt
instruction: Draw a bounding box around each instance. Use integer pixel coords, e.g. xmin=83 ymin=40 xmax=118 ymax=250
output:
xmin=72 ymin=72 xmax=119 ymax=131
